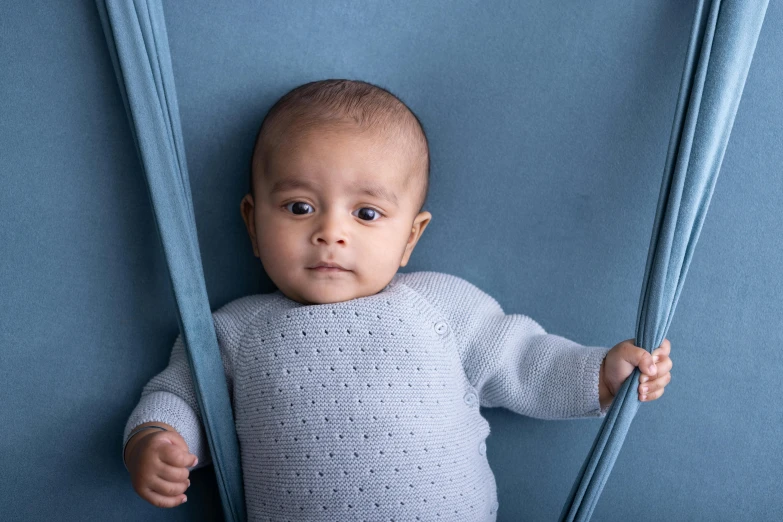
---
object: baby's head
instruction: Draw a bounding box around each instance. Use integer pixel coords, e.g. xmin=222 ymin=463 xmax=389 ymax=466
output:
xmin=240 ymin=79 xmax=432 ymax=306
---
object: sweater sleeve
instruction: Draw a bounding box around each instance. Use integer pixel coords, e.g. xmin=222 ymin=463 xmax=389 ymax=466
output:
xmin=401 ymin=271 xmax=612 ymax=420
xmin=122 ymin=295 xmax=264 ymax=470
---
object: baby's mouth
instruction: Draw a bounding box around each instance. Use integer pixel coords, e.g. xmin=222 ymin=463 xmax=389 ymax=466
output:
xmin=309 ymin=266 xmax=349 ymax=272
xmin=308 ymin=260 xmax=350 ymax=271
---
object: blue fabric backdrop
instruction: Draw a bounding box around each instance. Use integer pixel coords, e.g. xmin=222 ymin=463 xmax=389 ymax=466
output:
xmin=2 ymin=1 xmax=782 ymax=520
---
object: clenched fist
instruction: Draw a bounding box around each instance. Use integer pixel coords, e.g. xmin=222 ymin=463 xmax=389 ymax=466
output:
xmin=126 ymin=427 xmax=198 ymax=508
xmin=599 ymin=338 xmax=673 ymax=408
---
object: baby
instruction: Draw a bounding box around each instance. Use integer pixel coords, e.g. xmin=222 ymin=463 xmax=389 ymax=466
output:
xmin=122 ymin=79 xmax=673 ymax=521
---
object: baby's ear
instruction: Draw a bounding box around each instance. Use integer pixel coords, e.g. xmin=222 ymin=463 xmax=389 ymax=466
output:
xmin=410 ymin=211 xmax=432 ymax=240
xmin=239 ymin=195 xmax=260 ymax=257
xmin=240 ymin=193 xmax=254 ymax=216
xmin=400 ymin=212 xmax=431 ymax=267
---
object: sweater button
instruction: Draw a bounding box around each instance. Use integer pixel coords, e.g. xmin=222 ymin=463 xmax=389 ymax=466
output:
xmin=433 ymin=321 xmax=448 ymax=335
xmin=463 ymin=391 xmax=478 ymax=406
xmin=478 ymin=441 xmax=486 ymax=456
xmin=490 ymin=500 xmax=499 ymax=514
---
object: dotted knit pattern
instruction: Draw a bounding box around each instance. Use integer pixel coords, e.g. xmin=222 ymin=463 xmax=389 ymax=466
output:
xmin=123 ymin=271 xmax=611 ymax=521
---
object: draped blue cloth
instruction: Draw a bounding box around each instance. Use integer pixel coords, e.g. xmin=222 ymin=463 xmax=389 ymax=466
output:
xmin=94 ymin=0 xmax=767 ymax=521
xmin=95 ymin=1 xmax=246 ymax=521
xmin=558 ymin=1 xmax=768 ymax=520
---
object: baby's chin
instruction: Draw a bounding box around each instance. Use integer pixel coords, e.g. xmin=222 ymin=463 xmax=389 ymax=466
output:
xmin=285 ymin=275 xmax=384 ymax=305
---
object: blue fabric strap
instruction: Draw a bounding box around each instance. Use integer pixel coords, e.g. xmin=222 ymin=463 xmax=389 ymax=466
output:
xmin=558 ymin=1 xmax=768 ymax=520
xmin=95 ymin=1 xmax=246 ymax=521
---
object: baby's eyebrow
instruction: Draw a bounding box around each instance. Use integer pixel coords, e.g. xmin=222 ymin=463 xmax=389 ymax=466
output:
xmin=270 ymin=177 xmax=315 ymax=195
xmin=271 ymin=178 xmax=398 ymax=207
xmin=356 ymin=183 xmax=398 ymax=207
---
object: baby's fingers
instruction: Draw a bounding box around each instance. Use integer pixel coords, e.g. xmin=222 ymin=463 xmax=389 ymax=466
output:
xmin=638 ymin=373 xmax=671 ymax=402
xmin=145 ymin=476 xmax=190 ymax=507
xmin=143 ymin=478 xmax=188 ymax=508
xmin=640 ymin=354 xmax=672 ymax=384
xmin=156 ymin=461 xmax=192 ymax=485
xmin=158 ymin=442 xmax=198 ymax=468
xmin=653 ymin=338 xmax=671 ymax=357
xmin=640 ymin=386 xmax=665 ymax=402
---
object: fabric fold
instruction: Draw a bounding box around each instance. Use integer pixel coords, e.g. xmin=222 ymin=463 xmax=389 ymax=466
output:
xmin=558 ymin=1 xmax=768 ymax=520
xmin=95 ymin=1 xmax=246 ymax=521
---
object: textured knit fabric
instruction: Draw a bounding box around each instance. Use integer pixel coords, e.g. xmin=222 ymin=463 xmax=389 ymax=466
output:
xmin=123 ymin=271 xmax=611 ymax=521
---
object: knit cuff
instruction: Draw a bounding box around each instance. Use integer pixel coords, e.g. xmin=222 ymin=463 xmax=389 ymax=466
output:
xmin=581 ymin=346 xmax=611 ymax=418
xmin=122 ymin=391 xmax=212 ymax=471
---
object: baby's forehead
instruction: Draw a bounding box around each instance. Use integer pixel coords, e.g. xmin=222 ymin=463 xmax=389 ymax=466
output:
xmin=279 ymin=123 xmax=415 ymax=169
xmin=291 ymin=118 xmax=408 ymax=148
xmin=260 ymin=116 xmax=423 ymax=199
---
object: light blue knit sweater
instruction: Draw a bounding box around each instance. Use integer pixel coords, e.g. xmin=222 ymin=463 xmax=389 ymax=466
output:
xmin=123 ymin=271 xmax=611 ymax=521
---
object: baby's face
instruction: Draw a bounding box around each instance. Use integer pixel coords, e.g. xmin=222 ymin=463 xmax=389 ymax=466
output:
xmin=241 ymin=123 xmax=431 ymax=305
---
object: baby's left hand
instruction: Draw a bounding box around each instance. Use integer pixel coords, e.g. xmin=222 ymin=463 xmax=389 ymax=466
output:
xmin=600 ymin=338 xmax=673 ymax=403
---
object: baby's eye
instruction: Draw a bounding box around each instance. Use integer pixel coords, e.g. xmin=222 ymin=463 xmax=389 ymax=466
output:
xmin=284 ymin=202 xmax=382 ymax=222
xmin=285 ymin=201 xmax=313 ymax=215
xmin=353 ymin=207 xmax=382 ymax=222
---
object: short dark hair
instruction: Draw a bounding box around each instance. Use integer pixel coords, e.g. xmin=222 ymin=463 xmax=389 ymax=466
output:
xmin=249 ymin=79 xmax=429 ymax=214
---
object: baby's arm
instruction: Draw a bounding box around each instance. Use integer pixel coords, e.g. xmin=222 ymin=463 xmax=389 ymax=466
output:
xmin=401 ymin=271 xmax=611 ymax=420
xmin=122 ymin=294 xmax=265 ymax=471
xmin=460 ymin=299 xmax=610 ymax=419
xmin=122 ymin=333 xmax=220 ymax=471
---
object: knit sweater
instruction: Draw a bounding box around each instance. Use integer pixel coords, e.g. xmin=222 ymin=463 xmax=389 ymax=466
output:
xmin=123 ymin=271 xmax=611 ymax=521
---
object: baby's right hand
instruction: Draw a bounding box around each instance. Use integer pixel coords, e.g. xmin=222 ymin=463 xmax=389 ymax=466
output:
xmin=126 ymin=429 xmax=198 ymax=508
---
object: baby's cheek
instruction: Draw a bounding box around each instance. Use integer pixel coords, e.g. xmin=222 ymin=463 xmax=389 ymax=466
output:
xmin=260 ymin=228 xmax=296 ymax=262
